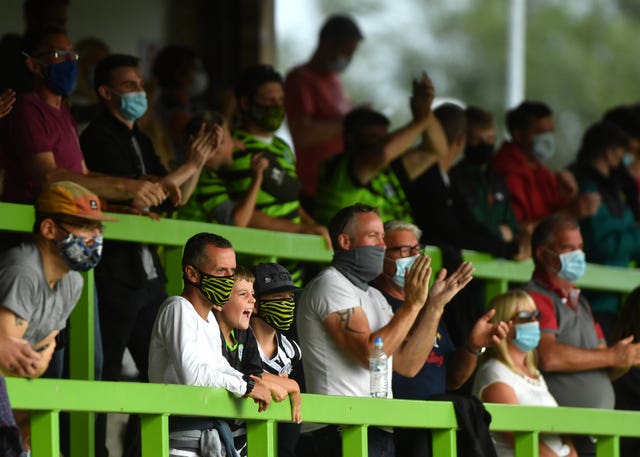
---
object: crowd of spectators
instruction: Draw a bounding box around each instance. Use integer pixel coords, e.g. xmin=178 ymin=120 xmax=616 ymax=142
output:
xmin=2 ymin=2 xmax=640 ymax=456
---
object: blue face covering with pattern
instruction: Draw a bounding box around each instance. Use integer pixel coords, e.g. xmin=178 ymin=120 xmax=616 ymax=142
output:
xmin=57 ymin=233 xmax=103 ymax=271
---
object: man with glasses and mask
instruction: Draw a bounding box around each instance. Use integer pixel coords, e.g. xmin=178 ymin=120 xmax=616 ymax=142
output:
xmin=80 ymin=53 xmax=219 ymax=387
xmin=371 ymin=220 xmax=508 ymax=457
xmin=525 ymin=215 xmax=640 ymax=456
xmin=0 ymin=180 xmax=113 ymax=378
xmin=1 ymin=27 xmax=169 ymax=209
xmin=297 ymin=204 xmax=474 ymax=457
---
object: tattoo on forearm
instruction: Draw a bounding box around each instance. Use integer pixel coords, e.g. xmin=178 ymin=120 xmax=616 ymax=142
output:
xmin=336 ymin=309 xmax=362 ymax=334
xmin=15 ymin=316 xmax=24 ymax=326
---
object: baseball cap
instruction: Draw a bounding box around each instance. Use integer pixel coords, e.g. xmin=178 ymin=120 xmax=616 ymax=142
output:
xmin=36 ymin=181 xmax=117 ymax=222
xmin=252 ymin=263 xmax=300 ymax=296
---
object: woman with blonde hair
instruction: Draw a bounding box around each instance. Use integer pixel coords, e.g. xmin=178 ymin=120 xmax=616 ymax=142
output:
xmin=473 ymin=290 xmax=577 ymax=457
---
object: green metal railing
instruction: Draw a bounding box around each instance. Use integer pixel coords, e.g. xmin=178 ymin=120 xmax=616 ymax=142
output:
xmin=2 ymin=201 xmax=640 ymax=457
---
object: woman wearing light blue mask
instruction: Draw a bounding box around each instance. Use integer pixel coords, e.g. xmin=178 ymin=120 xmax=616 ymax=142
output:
xmin=474 ymin=290 xmax=577 ymax=457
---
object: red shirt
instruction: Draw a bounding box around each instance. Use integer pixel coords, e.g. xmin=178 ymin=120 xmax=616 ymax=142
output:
xmin=528 ymin=269 xmax=604 ymax=339
xmin=2 ymin=92 xmax=84 ymax=202
xmin=284 ymin=64 xmax=351 ymax=198
xmin=493 ymin=141 xmax=564 ymax=222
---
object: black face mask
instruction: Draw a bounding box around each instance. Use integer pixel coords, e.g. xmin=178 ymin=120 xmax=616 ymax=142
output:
xmin=465 ymin=142 xmax=494 ymax=165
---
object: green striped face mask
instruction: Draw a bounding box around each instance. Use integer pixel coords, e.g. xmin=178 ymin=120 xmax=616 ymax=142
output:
xmin=198 ymin=270 xmax=235 ymax=306
xmin=257 ymin=298 xmax=295 ymax=331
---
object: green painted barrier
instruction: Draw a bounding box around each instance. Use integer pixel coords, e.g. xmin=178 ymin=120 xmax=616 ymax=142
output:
xmin=6 ymin=378 xmax=640 ymax=457
xmin=2 ymin=201 xmax=640 ymax=456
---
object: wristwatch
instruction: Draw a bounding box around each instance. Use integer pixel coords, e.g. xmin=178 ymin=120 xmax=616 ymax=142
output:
xmin=243 ymin=374 xmax=256 ymax=396
xmin=465 ymin=343 xmax=486 ymax=356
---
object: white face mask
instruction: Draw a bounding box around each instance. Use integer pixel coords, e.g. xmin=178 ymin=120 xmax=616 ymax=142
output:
xmin=532 ymin=132 xmax=555 ymax=161
xmin=189 ymin=70 xmax=209 ymax=97
xmin=389 ymin=255 xmax=419 ymax=287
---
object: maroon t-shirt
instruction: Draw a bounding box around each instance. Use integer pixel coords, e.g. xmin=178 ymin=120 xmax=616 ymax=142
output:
xmin=2 ymin=92 xmax=84 ymax=202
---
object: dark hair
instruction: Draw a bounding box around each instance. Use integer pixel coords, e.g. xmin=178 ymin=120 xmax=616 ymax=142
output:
xmin=343 ymin=107 xmax=389 ymax=137
xmin=234 ymin=64 xmax=283 ymax=102
xmin=434 ymin=103 xmax=467 ymax=144
xmin=23 ymin=0 xmax=69 ymax=32
xmin=183 ymin=111 xmax=225 ymax=144
xmin=152 ymin=45 xmax=198 ymax=89
xmin=22 ymin=24 xmax=67 ymax=55
xmin=613 ymin=286 xmax=640 ymax=343
xmin=466 ymin=105 xmax=494 ymax=130
xmin=234 ymin=265 xmax=254 ymax=282
xmin=182 ymin=232 xmax=233 ymax=271
xmin=328 ymin=203 xmax=378 ymax=251
xmin=602 ymin=105 xmax=640 ymax=140
xmin=93 ymin=54 xmax=140 ymax=94
xmin=319 ymin=14 xmax=363 ymax=44
xmin=576 ymin=121 xmax=629 ymax=164
xmin=506 ymin=101 xmax=553 ymax=134
xmin=531 ymin=215 xmax=579 ymax=267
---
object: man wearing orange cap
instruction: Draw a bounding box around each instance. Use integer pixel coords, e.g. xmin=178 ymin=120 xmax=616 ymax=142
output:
xmin=0 ymin=180 xmax=115 ymax=378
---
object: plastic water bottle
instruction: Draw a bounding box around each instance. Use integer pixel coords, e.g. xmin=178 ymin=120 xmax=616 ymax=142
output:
xmin=369 ymin=337 xmax=388 ymax=398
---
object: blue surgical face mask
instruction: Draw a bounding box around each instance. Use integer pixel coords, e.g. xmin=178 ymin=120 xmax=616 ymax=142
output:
xmin=44 ymin=59 xmax=78 ymax=95
xmin=623 ymin=153 xmax=635 ymax=168
xmin=532 ymin=132 xmax=555 ymax=161
xmin=116 ymin=91 xmax=148 ymax=121
xmin=558 ymin=249 xmax=586 ymax=282
xmin=57 ymin=233 xmax=103 ymax=271
xmin=513 ymin=321 xmax=541 ymax=352
xmin=389 ymin=254 xmax=419 ymax=288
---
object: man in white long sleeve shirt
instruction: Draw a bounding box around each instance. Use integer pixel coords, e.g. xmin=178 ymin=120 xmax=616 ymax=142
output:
xmin=149 ymin=232 xmax=271 ymax=406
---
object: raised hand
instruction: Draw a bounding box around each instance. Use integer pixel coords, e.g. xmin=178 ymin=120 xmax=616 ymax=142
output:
xmin=426 ymin=261 xmax=474 ymax=310
xmin=403 ymin=255 xmax=433 ymax=308
xmin=468 ymin=308 xmax=509 ymax=351
xmin=410 ymin=72 xmax=435 ymax=121
xmin=0 ymin=89 xmax=16 ymax=118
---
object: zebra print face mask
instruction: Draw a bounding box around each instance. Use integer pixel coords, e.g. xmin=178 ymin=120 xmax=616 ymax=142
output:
xmin=196 ymin=270 xmax=235 ymax=306
xmin=257 ymin=298 xmax=295 ymax=331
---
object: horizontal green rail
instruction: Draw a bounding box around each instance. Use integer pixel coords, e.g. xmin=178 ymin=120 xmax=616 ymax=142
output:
xmin=2 ymin=201 xmax=640 ymax=456
xmin=6 ymin=377 xmax=640 ymax=457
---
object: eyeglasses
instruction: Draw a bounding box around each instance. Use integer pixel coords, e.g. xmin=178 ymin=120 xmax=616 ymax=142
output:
xmin=55 ymin=219 xmax=105 ymax=234
xmin=513 ymin=310 xmax=540 ymax=322
xmin=386 ymin=244 xmax=423 ymax=257
xmin=22 ymin=49 xmax=79 ymax=62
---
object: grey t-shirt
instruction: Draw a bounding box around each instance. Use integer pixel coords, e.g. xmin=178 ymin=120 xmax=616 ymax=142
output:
xmin=0 ymin=242 xmax=83 ymax=345
xmin=297 ymin=266 xmax=394 ymax=398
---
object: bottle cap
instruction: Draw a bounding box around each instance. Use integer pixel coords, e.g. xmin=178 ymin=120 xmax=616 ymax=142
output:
xmin=374 ymin=337 xmax=382 ymax=345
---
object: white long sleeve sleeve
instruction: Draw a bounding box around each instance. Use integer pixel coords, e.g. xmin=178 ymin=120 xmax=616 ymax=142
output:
xmin=148 ymin=296 xmax=247 ymax=397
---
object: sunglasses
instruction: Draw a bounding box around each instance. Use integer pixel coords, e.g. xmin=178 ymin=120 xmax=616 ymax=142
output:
xmin=514 ymin=310 xmax=540 ymax=321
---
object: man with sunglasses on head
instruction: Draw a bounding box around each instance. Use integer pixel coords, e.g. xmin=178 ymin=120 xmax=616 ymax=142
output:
xmin=525 ymin=215 xmax=640 ymax=456
xmin=371 ymin=220 xmax=508 ymax=457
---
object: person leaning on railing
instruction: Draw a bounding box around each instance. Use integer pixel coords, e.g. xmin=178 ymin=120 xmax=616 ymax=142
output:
xmin=148 ymin=233 xmax=273 ymax=457
xmin=474 ymin=290 xmax=577 ymax=457
xmin=0 ymin=181 xmax=115 ymax=453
